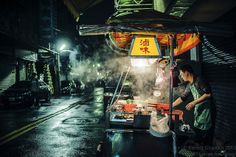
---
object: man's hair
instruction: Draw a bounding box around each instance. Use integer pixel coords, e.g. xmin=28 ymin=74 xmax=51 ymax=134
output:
xmin=179 ymin=64 xmax=194 ymax=74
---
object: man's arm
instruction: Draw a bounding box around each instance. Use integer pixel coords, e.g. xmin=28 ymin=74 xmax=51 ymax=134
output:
xmin=186 ymin=93 xmax=211 ymax=110
xmin=193 ymin=93 xmax=211 ymax=104
xmin=173 ymin=97 xmax=183 ymax=107
xmin=173 ymin=84 xmax=190 ymax=107
xmin=186 ymin=77 xmax=211 ymax=110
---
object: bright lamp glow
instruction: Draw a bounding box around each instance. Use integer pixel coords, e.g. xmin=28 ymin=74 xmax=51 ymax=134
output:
xmin=130 ymin=58 xmax=157 ymax=67
xmin=55 ymin=38 xmax=71 ymax=51
xmin=59 ymin=44 xmax=66 ymax=51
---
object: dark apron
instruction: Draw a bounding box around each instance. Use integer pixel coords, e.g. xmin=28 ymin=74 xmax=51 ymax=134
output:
xmin=190 ymin=84 xmax=212 ymax=130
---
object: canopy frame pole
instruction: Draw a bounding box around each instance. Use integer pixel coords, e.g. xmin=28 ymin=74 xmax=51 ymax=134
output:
xmin=169 ymin=35 xmax=176 ymax=129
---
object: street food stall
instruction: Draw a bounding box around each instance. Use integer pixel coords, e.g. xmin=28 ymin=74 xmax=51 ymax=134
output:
xmin=78 ymin=9 xmax=217 ymax=157
xmin=103 ymin=57 xmax=181 ymax=157
xmin=104 ymin=32 xmax=190 ymax=130
xmin=98 ymin=29 xmax=199 ymax=156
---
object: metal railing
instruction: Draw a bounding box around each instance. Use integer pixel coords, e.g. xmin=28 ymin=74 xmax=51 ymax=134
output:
xmin=114 ymin=0 xmax=154 ymax=12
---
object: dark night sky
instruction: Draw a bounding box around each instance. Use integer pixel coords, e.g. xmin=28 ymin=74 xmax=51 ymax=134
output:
xmin=56 ymin=0 xmax=78 ymax=47
xmin=78 ymin=0 xmax=115 ymax=25
xmin=56 ymin=0 xmax=114 ymax=51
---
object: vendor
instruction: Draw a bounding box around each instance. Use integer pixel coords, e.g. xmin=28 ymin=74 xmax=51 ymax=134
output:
xmin=173 ymin=64 xmax=213 ymax=146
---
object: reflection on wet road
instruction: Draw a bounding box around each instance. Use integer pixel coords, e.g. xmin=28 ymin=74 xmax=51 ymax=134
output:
xmin=0 ymin=88 xmax=105 ymax=157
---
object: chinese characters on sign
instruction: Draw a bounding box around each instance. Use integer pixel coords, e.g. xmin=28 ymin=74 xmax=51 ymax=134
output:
xmin=140 ymin=39 xmax=150 ymax=54
xmin=129 ymin=36 xmax=161 ymax=57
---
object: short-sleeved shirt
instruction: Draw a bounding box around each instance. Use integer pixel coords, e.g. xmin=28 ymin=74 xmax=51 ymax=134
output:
xmin=180 ymin=76 xmax=212 ymax=130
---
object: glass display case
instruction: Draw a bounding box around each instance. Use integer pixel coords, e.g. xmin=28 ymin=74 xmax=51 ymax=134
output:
xmin=106 ymin=99 xmax=161 ymax=129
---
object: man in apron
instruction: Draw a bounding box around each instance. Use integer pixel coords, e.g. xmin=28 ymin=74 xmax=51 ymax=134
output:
xmin=173 ymin=64 xmax=213 ymax=145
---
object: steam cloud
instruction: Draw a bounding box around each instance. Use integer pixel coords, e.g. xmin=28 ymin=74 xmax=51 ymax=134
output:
xmin=61 ymin=41 xmax=170 ymax=103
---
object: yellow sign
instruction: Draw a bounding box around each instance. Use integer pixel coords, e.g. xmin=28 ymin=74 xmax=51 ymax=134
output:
xmin=129 ymin=36 xmax=162 ymax=58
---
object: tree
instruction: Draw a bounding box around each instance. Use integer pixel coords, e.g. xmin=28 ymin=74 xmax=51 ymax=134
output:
xmin=27 ymin=62 xmax=37 ymax=80
xmin=43 ymin=64 xmax=54 ymax=94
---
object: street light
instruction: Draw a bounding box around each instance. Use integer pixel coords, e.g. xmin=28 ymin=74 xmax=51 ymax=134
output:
xmin=55 ymin=40 xmax=76 ymax=96
xmin=59 ymin=44 xmax=66 ymax=51
xmin=54 ymin=39 xmax=72 ymax=96
xmin=40 ymin=40 xmax=71 ymax=96
xmin=55 ymin=38 xmax=71 ymax=52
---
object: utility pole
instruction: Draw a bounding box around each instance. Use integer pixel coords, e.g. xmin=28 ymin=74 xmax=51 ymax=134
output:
xmin=54 ymin=53 xmax=61 ymax=96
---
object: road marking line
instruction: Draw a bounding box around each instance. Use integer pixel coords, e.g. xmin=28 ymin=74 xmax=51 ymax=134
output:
xmin=0 ymin=124 xmax=36 ymax=145
xmin=0 ymin=102 xmax=81 ymax=145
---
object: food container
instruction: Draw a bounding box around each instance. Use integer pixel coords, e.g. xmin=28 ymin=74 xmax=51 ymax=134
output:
xmin=123 ymin=104 xmax=137 ymax=112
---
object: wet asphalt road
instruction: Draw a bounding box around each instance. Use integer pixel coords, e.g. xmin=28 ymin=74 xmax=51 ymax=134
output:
xmin=0 ymin=88 xmax=105 ymax=157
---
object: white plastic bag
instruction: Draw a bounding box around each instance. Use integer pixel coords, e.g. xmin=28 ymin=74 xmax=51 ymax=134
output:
xmin=149 ymin=111 xmax=170 ymax=137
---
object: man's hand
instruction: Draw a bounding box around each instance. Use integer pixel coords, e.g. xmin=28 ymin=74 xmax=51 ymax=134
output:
xmin=185 ymin=102 xmax=196 ymax=110
xmin=173 ymin=97 xmax=183 ymax=108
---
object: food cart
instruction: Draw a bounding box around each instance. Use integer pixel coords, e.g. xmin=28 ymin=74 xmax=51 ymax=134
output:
xmin=79 ymin=9 xmax=205 ymax=157
xmin=103 ymin=56 xmax=184 ymax=157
